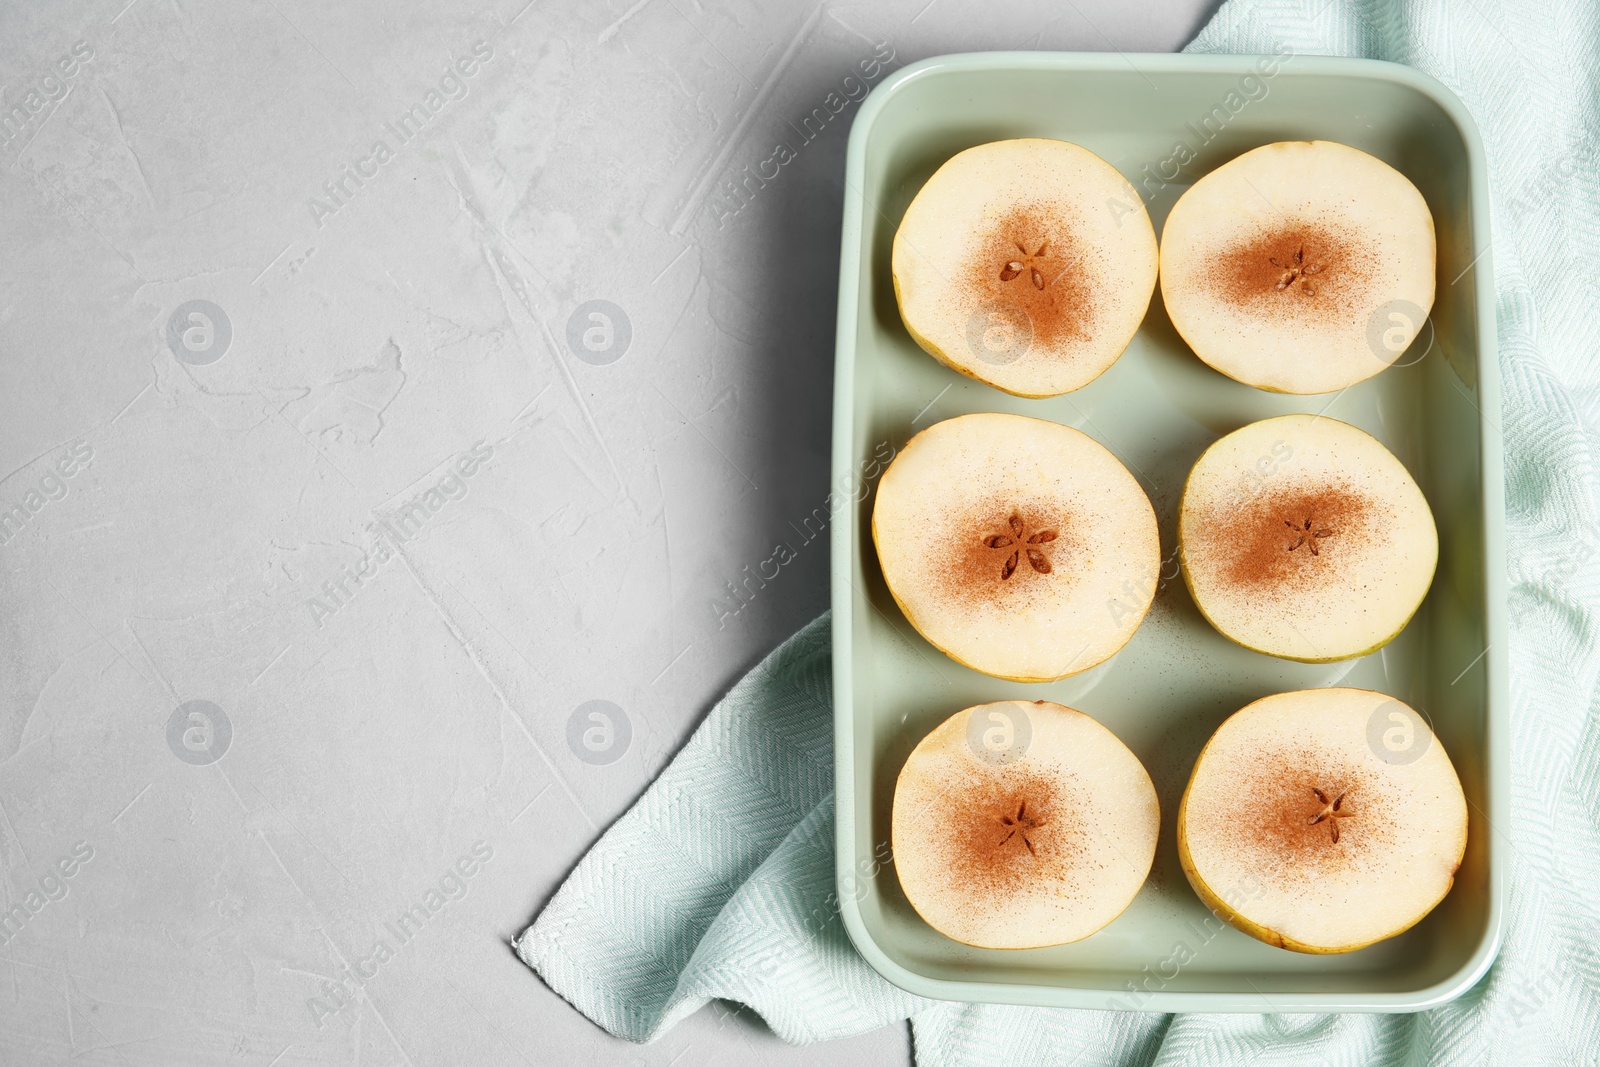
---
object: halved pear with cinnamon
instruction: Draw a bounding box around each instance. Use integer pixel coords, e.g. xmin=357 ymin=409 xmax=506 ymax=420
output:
xmin=1178 ymin=687 xmax=1467 ymax=953
xmin=1178 ymin=414 xmax=1437 ymax=662
xmin=894 ymin=700 xmax=1159 ymax=949
xmin=892 ymin=138 xmax=1158 ymax=397
xmin=873 ymin=412 xmax=1159 ymax=681
xmin=1160 ymin=140 xmax=1436 ymax=394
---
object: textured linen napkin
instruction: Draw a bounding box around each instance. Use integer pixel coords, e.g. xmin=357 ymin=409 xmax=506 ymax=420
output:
xmin=516 ymin=1 xmax=1600 ymax=1062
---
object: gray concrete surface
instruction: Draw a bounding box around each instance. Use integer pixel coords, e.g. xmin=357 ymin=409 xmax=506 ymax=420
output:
xmin=0 ymin=0 xmax=1218 ymax=1062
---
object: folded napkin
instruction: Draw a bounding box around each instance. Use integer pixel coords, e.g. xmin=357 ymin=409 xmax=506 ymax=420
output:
xmin=517 ymin=1 xmax=1600 ymax=1062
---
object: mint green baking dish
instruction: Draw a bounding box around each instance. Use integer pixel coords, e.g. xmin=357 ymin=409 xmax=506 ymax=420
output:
xmin=829 ymin=51 xmax=1505 ymax=1012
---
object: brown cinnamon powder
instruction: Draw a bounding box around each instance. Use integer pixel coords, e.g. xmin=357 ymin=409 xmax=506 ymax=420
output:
xmin=934 ymin=497 xmax=1071 ymax=609
xmin=1198 ymin=480 xmax=1375 ymax=593
xmin=1209 ymin=217 xmax=1376 ymax=317
xmin=1208 ymin=746 xmax=1398 ymax=885
xmin=939 ymin=762 xmax=1082 ymax=897
xmin=961 ymin=201 xmax=1097 ymax=352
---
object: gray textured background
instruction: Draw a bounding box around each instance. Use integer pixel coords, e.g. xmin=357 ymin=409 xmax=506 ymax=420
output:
xmin=0 ymin=0 xmax=1218 ymax=1063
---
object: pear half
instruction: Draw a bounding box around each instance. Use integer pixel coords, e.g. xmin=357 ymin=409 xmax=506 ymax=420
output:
xmin=894 ymin=700 xmax=1159 ymax=949
xmin=1178 ymin=413 xmax=1437 ymax=662
xmin=892 ymin=138 xmax=1158 ymax=397
xmin=1160 ymin=140 xmax=1436 ymax=394
xmin=1178 ymin=687 xmax=1467 ymax=953
xmin=873 ymin=412 xmax=1159 ymax=681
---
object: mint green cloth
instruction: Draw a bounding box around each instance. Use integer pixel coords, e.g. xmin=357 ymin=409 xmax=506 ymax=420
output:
xmin=516 ymin=2 xmax=1600 ymax=1062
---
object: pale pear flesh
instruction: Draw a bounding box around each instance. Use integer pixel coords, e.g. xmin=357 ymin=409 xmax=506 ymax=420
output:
xmin=1178 ymin=414 xmax=1437 ymax=662
xmin=1178 ymin=687 xmax=1467 ymax=953
xmin=1160 ymin=140 xmax=1436 ymax=395
xmin=894 ymin=700 xmax=1160 ymax=949
xmin=874 ymin=412 xmax=1160 ymax=681
xmin=893 ymin=138 xmax=1159 ymax=397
